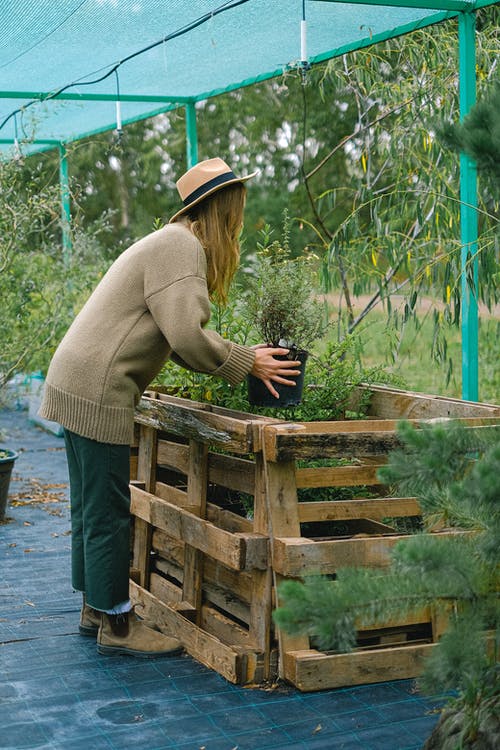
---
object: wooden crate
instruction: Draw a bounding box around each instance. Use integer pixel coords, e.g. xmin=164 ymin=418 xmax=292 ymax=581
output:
xmin=129 ymin=386 xmax=500 ymax=690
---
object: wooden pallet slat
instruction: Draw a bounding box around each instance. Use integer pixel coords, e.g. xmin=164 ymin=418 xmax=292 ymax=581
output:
xmin=129 ymin=387 xmax=499 ymax=691
xmin=297 ymin=497 xmax=421 ymax=522
xmin=132 ymin=485 xmax=267 ymax=571
xmin=284 ymin=644 xmax=436 ymax=691
xmin=131 ymin=580 xmax=248 ymax=684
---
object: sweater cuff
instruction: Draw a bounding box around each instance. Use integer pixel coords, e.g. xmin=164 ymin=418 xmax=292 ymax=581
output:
xmin=214 ymin=343 xmax=256 ymax=386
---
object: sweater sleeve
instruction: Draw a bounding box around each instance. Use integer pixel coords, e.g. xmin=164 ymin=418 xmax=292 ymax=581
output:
xmin=146 ymin=274 xmax=255 ymax=386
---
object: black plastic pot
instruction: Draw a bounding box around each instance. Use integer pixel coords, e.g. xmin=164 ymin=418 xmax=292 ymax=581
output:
xmin=247 ymin=349 xmax=308 ymax=408
xmin=0 ymin=449 xmax=18 ymax=521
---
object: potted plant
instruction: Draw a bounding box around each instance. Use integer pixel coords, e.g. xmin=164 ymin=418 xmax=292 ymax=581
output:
xmin=0 ymin=448 xmax=19 ymax=521
xmin=246 ymin=219 xmax=325 ymax=407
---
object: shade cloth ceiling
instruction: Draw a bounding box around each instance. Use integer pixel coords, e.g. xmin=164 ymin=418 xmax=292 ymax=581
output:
xmin=0 ymin=0 xmax=495 ymax=155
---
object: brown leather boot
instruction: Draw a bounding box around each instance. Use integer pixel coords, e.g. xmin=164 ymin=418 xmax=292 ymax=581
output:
xmin=97 ymin=609 xmax=183 ymax=657
xmin=79 ymin=597 xmax=101 ymax=637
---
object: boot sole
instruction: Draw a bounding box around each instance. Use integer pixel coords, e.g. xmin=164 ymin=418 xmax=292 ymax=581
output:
xmin=97 ymin=644 xmax=183 ymax=658
xmin=79 ymin=624 xmax=99 ymax=637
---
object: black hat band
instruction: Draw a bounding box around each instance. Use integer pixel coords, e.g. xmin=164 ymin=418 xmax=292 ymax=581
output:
xmin=182 ymin=170 xmax=237 ymax=206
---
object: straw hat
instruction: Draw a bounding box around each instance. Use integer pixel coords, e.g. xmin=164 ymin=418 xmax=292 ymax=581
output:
xmin=169 ymin=157 xmax=258 ymax=222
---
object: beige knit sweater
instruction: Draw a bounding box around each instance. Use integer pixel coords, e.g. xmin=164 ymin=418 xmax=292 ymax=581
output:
xmin=39 ymin=222 xmax=255 ymax=444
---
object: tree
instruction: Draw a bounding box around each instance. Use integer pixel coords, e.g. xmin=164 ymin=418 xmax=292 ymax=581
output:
xmin=0 ymin=158 xmax=111 ymax=394
xmin=440 ymin=79 xmax=500 ymax=196
xmin=11 ymin=4 xmax=499 ymax=385
xmin=274 ymin=420 xmax=500 ymax=749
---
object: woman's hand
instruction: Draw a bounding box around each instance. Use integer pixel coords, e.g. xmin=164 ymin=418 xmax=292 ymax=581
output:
xmin=250 ymin=344 xmax=301 ymax=399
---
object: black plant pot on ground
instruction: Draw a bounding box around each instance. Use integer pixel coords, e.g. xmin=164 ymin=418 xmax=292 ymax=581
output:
xmin=0 ymin=449 xmax=18 ymax=521
xmin=247 ymin=349 xmax=308 ymax=408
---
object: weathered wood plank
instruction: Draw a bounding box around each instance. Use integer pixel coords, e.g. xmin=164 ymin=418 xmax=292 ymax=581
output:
xmin=273 ymin=536 xmax=401 ymax=576
xmin=154 ymin=538 xmax=255 ymax=605
xmin=130 ymin=581 xmax=245 ymax=684
xmin=265 ymin=419 xmax=500 ymax=461
xmin=183 ymin=440 xmax=208 ymax=617
xmin=132 ymin=426 xmax=157 ymax=588
xmin=149 ymin=571 xmax=183 ymax=603
xmin=157 ymin=440 xmax=256 ymax=494
xmin=351 ymin=384 xmax=500 ymax=420
xmin=265 ymin=428 xmax=401 ymax=462
xmin=130 ymin=455 xmax=138 ymax=480
xmin=297 ymin=497 xmax=421 ymax=522
xmin=208 ymin=453 xmax=256 ymax=494
xmin=206 ymin=504 xmax=253 ymax=533
xmin=283 ymin=644 xmax=435 ymax=691
xmin=273 ymin=531 xmax=465 ymax=576
xmin=296 ymin=464 xmax=384 ymax=488
xmin=263 ymin=458 xmax=310 ymax=664
xmin=154 ymin=481 xmax=198 ymax=513
xmin=157 ymin=440 xmax=190 ymax=474
xmin=152 ymin=530 xmax=185 ymax=566
xmin=137 ymin=424 xmax=158 ymax=493
xmin=201 ymin=604 xmax=250 ymax=647
xmin=203 ymin=580 xmax=250 ymax=624
xmin=247 ymin=453 xmax=274 ymax=679
xmin=136 ymin=395 xmax=256 ymax=452
xmin=131 ymin=486 xmax=267 ymax=571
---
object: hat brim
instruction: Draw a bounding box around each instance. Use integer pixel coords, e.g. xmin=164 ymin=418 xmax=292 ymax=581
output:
xmin=169 ymin=170 xmax=258 ymax=223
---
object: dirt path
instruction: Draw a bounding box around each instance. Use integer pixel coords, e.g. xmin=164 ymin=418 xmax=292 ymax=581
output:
xmin=325 ymin=292 xmax=500 ymax=319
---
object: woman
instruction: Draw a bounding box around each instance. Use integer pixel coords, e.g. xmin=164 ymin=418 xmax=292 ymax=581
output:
xmin=39 ymin=157 xmax=300 ymax=657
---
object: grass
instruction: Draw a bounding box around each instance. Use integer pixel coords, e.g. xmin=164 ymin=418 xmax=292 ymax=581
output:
xmin=327 ymin=312 xmax=499 ymax=404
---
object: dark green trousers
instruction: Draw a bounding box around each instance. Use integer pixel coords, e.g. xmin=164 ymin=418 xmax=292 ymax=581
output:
xmin=64 ymin=429 xmax=131 ymax=611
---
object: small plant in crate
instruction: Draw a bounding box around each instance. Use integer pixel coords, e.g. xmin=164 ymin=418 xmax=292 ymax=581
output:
xmin=245 ymin=216 xmax=326 ymax=407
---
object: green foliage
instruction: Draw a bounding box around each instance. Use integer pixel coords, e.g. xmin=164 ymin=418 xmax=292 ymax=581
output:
xmin=378 ymin=421 xmax=499 ymax=536
xmin=274 ymin=421 xmax=500 ymax=742
xmin=152 ymin=275 xmax=390 ymax=423
xmin=246 ymin=218 xmax=325 ymax=349
xmin=439 ymin=78 xmax=500 ymax=195
xmin=0 ymin=159 xmax=113 ymax=393
xmin=306 ymin=9 xmax=499 ymax=380
xmin=13 ymin=5 xmax=500 ymax=390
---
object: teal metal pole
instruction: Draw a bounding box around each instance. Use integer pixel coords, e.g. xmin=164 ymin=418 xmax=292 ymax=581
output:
xmin=458 ymin=12 xmax=479 ymax=401
xmin=185 ymin=101 xmax=198 ymax=168
xmin=58 ymin=143 xmax=72 ymax=263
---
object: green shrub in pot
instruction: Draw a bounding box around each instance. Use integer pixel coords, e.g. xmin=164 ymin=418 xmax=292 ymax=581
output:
xmin=245 ymin=219 xmax=326 ymax=406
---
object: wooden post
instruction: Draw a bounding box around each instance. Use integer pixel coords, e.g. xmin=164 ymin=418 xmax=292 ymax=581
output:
xmin=249 ymin=453 xmax=273 ymax=678
xmin=132 ymin=425 xmax=157 ymax=589
xmin=182 ymin=439 xmax=208 ymax=620
xmin=261 ymin=432 xmax=310 ymax=677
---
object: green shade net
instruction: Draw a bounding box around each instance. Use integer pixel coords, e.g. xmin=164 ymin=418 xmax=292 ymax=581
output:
xmin=0 ymin=0 xmax=490 ymax=155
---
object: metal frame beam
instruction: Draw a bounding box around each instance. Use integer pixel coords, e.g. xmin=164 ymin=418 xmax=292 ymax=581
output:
xmin=311 ymin=0 xmax=472 ymax=10
xmin=0 ymin=91 xmax=191 ymax=103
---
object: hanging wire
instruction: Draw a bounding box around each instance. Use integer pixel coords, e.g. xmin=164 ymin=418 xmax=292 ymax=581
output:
xmin=300 ymin=0 xmax=310 ymax=83
xmin=0 ymin=0 xmax=253 ymax=136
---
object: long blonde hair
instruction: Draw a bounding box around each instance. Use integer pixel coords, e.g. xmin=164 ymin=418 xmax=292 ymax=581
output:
xmin=176 ymin=183 xmax=246 ymax=304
